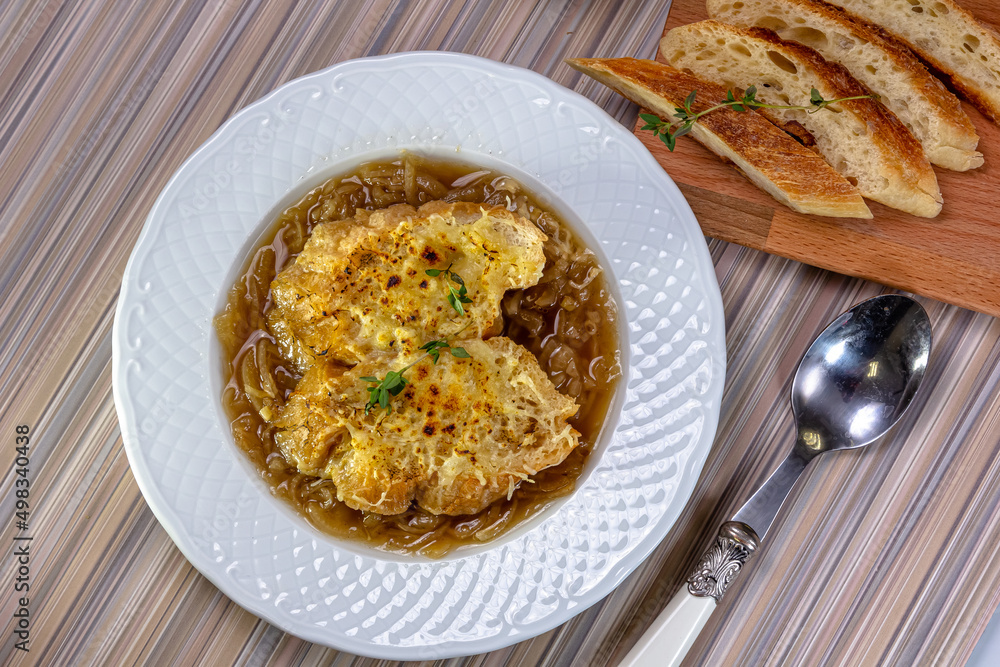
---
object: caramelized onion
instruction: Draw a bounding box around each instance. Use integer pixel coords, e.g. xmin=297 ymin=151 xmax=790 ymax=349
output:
xmin=213 ymin=154 xmax=621 ymax=557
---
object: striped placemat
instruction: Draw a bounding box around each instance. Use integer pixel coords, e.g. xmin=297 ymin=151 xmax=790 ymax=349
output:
xmin=3 ymin=1 xmax=1000 ymax=665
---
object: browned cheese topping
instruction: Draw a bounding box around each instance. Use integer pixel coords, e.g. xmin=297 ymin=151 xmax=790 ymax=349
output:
xmin=274 ymin=337 xmax=580 ymax=516
xmin=266 ymin=200 xmax=582 ymax=516
xmin=267 ymin=200 xmax=547 ymax=371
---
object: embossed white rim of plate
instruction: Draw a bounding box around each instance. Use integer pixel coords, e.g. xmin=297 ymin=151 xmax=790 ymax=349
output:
xmin=111 ymin=51 xmax=726 ymax=659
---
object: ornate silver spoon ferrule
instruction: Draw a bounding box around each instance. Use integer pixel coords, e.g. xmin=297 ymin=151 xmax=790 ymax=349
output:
xmin=688 ymin=521 xmax=760 ymax=601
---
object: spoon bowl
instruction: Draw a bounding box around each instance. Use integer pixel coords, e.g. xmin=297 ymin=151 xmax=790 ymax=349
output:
xmin=791 ymin=294 xmax=932 ymax=454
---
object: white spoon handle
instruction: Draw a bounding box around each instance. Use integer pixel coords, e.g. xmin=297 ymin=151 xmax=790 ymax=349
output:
xmin=618 ymin=588 xmax=715 ymax=667
xmin=619 ymin=522 xmax=760 ymax=667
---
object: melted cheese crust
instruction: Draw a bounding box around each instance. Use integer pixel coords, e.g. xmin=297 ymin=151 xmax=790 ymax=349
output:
xmin=273 ymin=337 xmax=581 ymax=515
xmin=267 ymin=200 xmax=547 ymax=371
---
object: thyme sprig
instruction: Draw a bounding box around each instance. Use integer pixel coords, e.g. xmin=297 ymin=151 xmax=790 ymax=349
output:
xmin=419 ymin=338 xmax=471 ymax=364
xmin=360 ymin=369 xmax=409 ymax=415
xmin=360 ymin=264 xmax=477 ymax=414
xmin=360 ymin=332 xmax=471 ymax=415
xmin=640 ymin=86 xmax=879 ymax=151
xmin=425 ymin=264 xmax=473 ymax=315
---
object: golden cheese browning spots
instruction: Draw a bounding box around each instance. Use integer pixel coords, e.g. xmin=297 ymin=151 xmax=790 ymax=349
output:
xmin=274 ymin=338 xmax=581 ymax=516
xmin=214 ymin=154 xmax=621 ymax=557
xmin=267 ymin=200 xmax=547 ymax=372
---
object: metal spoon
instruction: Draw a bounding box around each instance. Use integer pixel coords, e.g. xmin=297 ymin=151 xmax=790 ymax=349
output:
xmin=620 ymin=294 xmax=932 ymax=667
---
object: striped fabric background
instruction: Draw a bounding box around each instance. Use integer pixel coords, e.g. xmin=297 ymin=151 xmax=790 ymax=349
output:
xmin=2 ymin=0 xmax=1000 ymax=664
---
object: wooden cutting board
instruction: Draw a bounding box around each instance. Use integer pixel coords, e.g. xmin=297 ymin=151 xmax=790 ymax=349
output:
xmin=634 ymin=0 xmax=1000 ymax=317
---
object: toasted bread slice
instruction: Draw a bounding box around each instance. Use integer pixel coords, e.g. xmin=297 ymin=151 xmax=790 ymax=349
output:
xmin=566 ymin=58 xmax=871 ymax=218
xmin=268 ymin=201 xmax=545 ymax=372
xmin=823 ymin=0 xmax=1000 ymax=122
xmin=707 ymin=0 xmax=983 ymax=171
xmin=275 ymin=337 xmax=580 ymax=516
xmin=662 ymin=20 xmax=943 ymax=217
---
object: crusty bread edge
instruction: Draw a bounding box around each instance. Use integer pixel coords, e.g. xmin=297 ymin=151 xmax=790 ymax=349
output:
xmin=826 ymin=0 xmax=1000 ymax=122
xmin=567 ymin=57 xmax=872 ymax=218
xmin=661 ymin=21 xmax=942 ymax=218
xmin=706 ymin=0 xmax=983 ymax=171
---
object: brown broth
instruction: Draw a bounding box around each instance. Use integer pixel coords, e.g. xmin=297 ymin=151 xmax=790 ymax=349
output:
xmin=215 ymin=154 xmax=620 ymax=557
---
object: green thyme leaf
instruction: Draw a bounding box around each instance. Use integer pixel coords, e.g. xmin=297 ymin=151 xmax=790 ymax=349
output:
xmin=640 ymin=85 xmax=879 ymax=152
xmin=684 ymin=90 xmax=697 ymax=111
xmin=426 ymin=263 xmax=474 ymax=316
xmin=447 ymin=291 xmax=465 ymax=316
xmin=419 ymin=339 xmax=453 ymax=364
xmin=383 ymin=371 xmax=407 ymax=392
xmin=363 ymin=369 xmax=411 ymax=414
xmin=661 ymin=130 xmax=677 ymax=151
